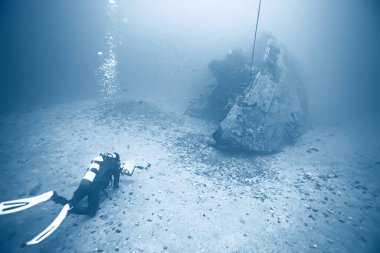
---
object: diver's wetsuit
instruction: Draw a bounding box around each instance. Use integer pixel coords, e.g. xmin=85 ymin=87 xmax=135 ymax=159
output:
xmin=52 ymin=153 xmax=121 ymax=217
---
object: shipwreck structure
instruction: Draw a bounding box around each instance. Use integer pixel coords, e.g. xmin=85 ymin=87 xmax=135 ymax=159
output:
xmin=188 ymin=35 xmax=308 ymax=153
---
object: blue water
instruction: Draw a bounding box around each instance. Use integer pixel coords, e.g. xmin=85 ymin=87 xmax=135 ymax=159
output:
xmin=0 ymin=1 xmax=379 ymax=252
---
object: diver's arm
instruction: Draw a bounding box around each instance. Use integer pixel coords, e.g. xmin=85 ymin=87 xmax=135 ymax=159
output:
xmin=112 ymin=166 xmax=121 ymax=189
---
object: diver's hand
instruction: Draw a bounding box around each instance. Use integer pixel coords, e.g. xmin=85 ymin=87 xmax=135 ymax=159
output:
xmin=135 ymin=163 xmax=151 ymax=170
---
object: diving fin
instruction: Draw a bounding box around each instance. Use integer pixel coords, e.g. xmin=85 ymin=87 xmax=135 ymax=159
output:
xmin=0 ymin=191 xmax=54 ymax=215
xmin=26 ymin=203 xmax=70 ymax=245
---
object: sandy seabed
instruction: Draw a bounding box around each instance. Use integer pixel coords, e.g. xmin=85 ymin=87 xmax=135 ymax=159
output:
xmin=0 ymin=98 xmax=379 ymax=253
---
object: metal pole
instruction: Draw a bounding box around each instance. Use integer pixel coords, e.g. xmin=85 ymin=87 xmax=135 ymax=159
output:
xmin=249 ymin=0 xmax=262 ymax=78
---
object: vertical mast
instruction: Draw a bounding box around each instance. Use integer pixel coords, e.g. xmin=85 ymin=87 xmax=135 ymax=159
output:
xmin=249 ymin=0 xmax=262 ymax=78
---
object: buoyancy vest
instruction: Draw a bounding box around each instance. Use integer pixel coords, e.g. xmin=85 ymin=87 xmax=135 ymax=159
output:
xmin=82 ymin=154 xmax=119 ymax=190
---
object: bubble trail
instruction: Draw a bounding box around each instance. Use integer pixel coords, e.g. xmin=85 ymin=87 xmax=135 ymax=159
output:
xmin=97 ymin=0 xmax=119 ymax=102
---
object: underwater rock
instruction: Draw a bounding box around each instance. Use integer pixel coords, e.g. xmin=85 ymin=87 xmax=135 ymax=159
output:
xmin=213 ymin=37 xmax=308 ymax=153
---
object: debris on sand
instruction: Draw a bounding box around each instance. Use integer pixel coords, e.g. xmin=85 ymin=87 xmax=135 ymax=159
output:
xmin=307 ymin=148 xmax=319 ymax=153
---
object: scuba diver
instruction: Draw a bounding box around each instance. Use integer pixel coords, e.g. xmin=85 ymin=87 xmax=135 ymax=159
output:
xmin=52 ymin=152 xmax=122 ymax=217
xmin=0 ymin=152 xmax=150 ymax=246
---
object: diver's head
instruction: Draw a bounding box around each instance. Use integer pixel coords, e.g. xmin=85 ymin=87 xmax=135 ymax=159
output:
xmin=112 ymin=152 xmax=120 ymax=162
xmin=111 ymin=152 xmax=121 ymax=169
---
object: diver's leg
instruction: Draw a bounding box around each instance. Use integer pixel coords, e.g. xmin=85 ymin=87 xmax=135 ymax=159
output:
xmin=51 ymin=192 xmax=68 ymax=205
xmin=69 ymin=181 xmax=90 ymax=207
xmin=69 ymin=189 xmax=87 ymax=208
xmin=67 ymin=181 xmax=92 ymax=215
xmin=87 ymin=190 xmax=100 ymax=217
xmin=69 ymin=189 xmax=99 ymax=217
xmin=68 ymin=206 xmax=91 ymax=215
